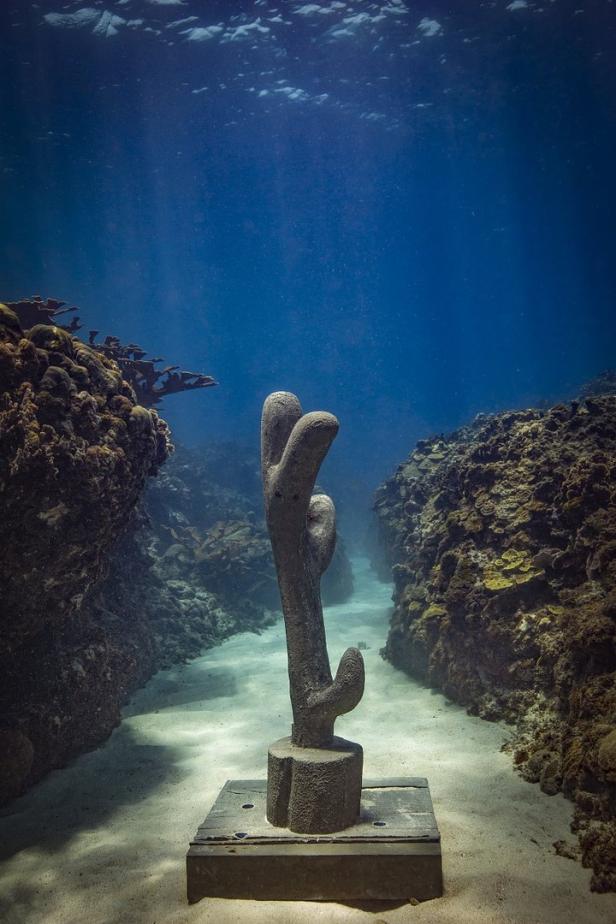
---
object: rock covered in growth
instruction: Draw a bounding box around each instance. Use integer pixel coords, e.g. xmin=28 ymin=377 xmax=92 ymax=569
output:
xmin=0 ymin=519 xmax=264 ymax=804
xmin=0 ymin=303 xmax=170 ymax=800
xmin=374 ymin=395 xmax=616 ymax=891
xmin=0 ymin=304 xmax=170 ymax=650
xmin=145 ymin=443 xmax=279 ymax=609
xmin=580 ymin=370 xmax=616 ymax=399
xmin=159 ymin=518 xmax=279 ymax=606
xmin=146 ymin=443 xmax=354 ymax=611
xmin=86 ymin=330 xmax=216 ymax=407
xmin=4 ymin=295 xmax=217 ymax=407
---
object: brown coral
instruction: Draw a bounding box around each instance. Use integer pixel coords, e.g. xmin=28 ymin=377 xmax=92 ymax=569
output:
xmin=374 ymin=395 xmax=616 ymax=890
xmin=0 ymin=303 xmax=172 ymax=800
xmin=6 ymin=296 xmax=217 ymax=407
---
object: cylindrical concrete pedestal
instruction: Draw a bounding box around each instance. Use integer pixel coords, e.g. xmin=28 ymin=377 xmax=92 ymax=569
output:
xmin=267 ymin=735 xmax=363 ymax=834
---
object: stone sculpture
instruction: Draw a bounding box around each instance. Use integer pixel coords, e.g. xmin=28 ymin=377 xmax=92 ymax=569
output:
xmin=261 ymin=391 xmax=365 ymax=833
xmin=186 ymin=391 xmax=442 ymax=902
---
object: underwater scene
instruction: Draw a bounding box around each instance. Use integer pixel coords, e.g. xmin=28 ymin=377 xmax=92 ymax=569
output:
xmin=1 ymin=1 xmax=616 ymax=921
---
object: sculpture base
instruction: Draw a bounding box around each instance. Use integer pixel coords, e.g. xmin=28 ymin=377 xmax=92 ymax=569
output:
xmin=187 ymin=777 xmax=442 ymax=903
xmin=267 ymin=735 xmax=362 ymax=833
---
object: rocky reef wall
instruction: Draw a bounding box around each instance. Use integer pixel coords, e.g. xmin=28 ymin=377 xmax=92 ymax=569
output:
xmin=0 ymin=303 xmax=258 ymax=804
xmin=0 ymin=303 xmax=170 ymax=651
xmin=0 ymin=302 xmax=174 ymax=801
xmin=0 ymin=302 xmax=354 ymax=804
xmin=374 ymin=392 xmax=616 ymax=891
xmin=145 ymin=443 xmax=354 ymax=612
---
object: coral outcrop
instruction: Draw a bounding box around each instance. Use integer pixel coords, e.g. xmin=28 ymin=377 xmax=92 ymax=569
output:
xmin=0 ymin=514 xmax=262 ymax=804
xmin=5 ymin=296 xmax=216 ymax=407
xmin=146 ymin=443 xmax=354 ymax=611
xmin=0 ymin=301 xmax=172 ymax=800
xmin=0 ymin=302 xmax=170 ymax=651
xmin=374 ymin=393 xmax=616 ymax=891
xmin=0 ymin=296 xmax=223 ymax=803
xmin=87 ymin=330 xmax=216 ymax=407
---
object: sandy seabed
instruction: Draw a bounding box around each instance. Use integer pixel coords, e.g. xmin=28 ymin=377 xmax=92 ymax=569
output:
xmin=1 ymin=558 xmax=615 ymax=924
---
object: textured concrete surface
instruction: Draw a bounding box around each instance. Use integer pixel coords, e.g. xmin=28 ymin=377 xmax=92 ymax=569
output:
xmin=266 ymin=735 xmax=363 ymax=832
xmin=261 ymin=392 xmax=364 ymax=751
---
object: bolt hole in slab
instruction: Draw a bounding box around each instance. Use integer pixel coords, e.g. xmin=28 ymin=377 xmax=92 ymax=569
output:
xmin=241 ymin=803 xmax=254 ymax=809
xmin=234 ymin=832 xmax=248 ymax=839
xmin=373 ymin=821 xmax=387 ymax=827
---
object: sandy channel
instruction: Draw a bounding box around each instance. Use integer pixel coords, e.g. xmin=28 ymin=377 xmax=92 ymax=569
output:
xmin=1 ymin=558 xmax=615 ymax=924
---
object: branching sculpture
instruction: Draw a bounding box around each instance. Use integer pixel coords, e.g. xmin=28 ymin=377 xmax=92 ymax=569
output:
xmin=262 ymin=391 xmax=364 ymax=746
xmin=262 ymin=391 xmax=365 ymax=832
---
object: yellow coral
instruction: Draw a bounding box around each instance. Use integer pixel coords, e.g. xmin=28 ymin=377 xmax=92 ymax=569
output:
xmin=484 ymin=571 xmax=515 ymax=591
xmin=513 ymin=570 xmax=536 ymax=585
xmin=424 ymin=604 xmax=447 ymax=619
xmin=483 ymin=548 xmax=544 ymax=591
xmin=500 ymin=548 xmax=528 ymax=569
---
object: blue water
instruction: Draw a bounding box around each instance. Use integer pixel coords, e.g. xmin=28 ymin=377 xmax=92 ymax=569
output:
xmin=1 ymin=1 xmax=615 ymax=510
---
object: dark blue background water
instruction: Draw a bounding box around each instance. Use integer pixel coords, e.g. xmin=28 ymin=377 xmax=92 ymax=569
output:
xmin=2 ymin=1 xmax=615 ymax=518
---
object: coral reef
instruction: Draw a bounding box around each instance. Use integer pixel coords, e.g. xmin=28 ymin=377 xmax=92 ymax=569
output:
xmin=87 ymin=331 xmax=216 ymax=407
xmin=0 ymin=295 xmax=220 ymax=803
xmin=579 ymin=370 xmax=616 ymax=399
xmin=0 ymin=300 xmax=172 ymax=800
xmin=7 ymin=296 xmax=217 ymax=407
xmin=146 ymin=442 xmax=354 ymax=610
xmin=161 ymin=519 xmax=278 ymax=606
xmin=374 ymin=394 xmax=616 ymax=891
xmin=0 ymin=519 xmax=265 ymax=802
xmin=0 ymin=300 xmax=170 ymax=656
xmin=5 ymin=295 xmax=81 ymax=332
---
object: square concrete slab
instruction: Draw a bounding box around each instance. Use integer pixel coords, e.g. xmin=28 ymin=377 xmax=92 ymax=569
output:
xmin=187 ymin=777 xmax=442 ymax=902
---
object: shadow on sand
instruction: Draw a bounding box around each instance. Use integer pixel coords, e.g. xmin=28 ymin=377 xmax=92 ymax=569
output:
xmin=0 ymin=663 xmax=241 ymax=863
